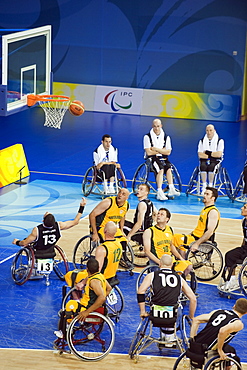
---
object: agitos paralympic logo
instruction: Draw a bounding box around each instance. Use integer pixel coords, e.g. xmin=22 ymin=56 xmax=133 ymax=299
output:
xmin=104 ymin=89 xmax=133 ymax=112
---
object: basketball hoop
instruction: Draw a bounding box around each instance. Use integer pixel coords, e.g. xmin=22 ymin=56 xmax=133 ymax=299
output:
xmin=27 ymin=94 xmax=70 ymax=129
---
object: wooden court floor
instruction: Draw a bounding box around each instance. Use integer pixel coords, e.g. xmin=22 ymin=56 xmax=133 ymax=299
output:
xmin=1 ymin=211 xmax=247 ymax=370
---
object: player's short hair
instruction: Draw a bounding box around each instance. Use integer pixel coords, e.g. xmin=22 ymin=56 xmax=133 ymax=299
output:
xmin=206 ymin=187 xmax=218 ymax=201
xmin=235 ymin=298 xmax=247 ymax=314
xmin=87 ymin=257 xmax=99 ymax=274
xmin=159 ymin=208 xmax=171 ymax=220
xmin=102 ymin=134 xmax=111 ymax=141
xmin=138 ymin=183 xmax=150 ymax=193
xmin=43 ymin=214 xmax=56 ymax=227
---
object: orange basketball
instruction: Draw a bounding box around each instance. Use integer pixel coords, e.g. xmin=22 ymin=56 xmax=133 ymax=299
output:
xmin=69 ymin=100 xmax=85 ymax=116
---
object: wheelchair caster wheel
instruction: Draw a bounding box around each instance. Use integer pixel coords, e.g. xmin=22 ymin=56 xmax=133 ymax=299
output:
xmin=130 ymin=271 xmax=134 ymax=276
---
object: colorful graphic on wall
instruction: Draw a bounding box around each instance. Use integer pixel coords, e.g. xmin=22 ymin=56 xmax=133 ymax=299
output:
xmin=0 ymin=144 xmax=30 ymax=187
xmin=141 ymin=90 xmax=241 ymax=122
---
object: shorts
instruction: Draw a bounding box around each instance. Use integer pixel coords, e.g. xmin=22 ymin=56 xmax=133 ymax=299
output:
xmin=98 ymin=164 xmax=115 ymax=180
xmin=149 ymin=157 xmax=172 ymax=177
xmin=225 ymin=246 xmax=247 ymax=267
xmin=199 ymin=159 xmax=220 ymax=173
xmin=173 ymin=233 xmax=196 ymax=251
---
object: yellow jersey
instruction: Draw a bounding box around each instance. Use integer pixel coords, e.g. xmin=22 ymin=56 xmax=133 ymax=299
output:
xmin=100 ymin=239 xmax=123 ymax=279
xmin=192 ymin=205 xmax=220 ymax=240
xmin=95 ymin=196 xmax=129 ymax=229
xmin=80 ymin=272 xmax=107 ymax=309
xmin=150 ymin=225 xmax=173 ymax=259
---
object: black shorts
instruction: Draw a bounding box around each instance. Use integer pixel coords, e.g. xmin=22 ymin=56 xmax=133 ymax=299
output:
xmin=225 ymin=246 xmax=247 ymax=267
xmin=98 ymin=164 xmax=115 ymax=180
xmin=149 ymin=157 xmax=172 ymax=176
xmin=199 ymin=159 xmax=220 ymax=173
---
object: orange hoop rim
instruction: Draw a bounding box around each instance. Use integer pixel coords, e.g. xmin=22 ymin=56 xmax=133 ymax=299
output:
xmin=27 ymin=94 xmax=70 ymax=107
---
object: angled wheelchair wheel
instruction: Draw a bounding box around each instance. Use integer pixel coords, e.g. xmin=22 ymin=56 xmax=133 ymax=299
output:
xmin=239 ymin=261 xmax=247 ymax=297
xmin=61 ymin=287 xmax=79 ymax=311
xmin=53 ymin=245 xmax=69 ymax=280
xmin=131 ymin=241 xmax=148 ymax=268
xmin=82 ymin=166 xmax=96 ymax=196
xmin=106 ymin=285 xmax=124 ymax=322
xmin=119 ymin=242 xmax=134 ymax=270
xmin=116 ymin=168 xmax=127 ymax=189
xmin=132 ymin=163 xmax=149 ymax=194
xmin=215 ymin=167 xmax=233 ymax=200
xmin=186 ymin=242 xmax=223 ymax=281
xmin=177 ymin=314 xmax=191 ymax=351
xmin=136 ymin=265 xmax=159 ymax=306
xmin=11 ymin=247 xmax=35 ymax=285
xmin=204 ymin=355 xmax=242 ymax=369
xmin=222 ymin=167 xmax=234 ymax=199
xmin=136 ymin=264 xmax=159 ymax=292
xmin=129 ymin=316 xmax=149 ymax=360
xmin=73 ymin=235 xmax=95 ymax=269
xmin=173 ymin=351 xmax=190 ymax=369
xmin=67 ymin=312 xmax=115 ymax=361
xmin=233 ymin=172 xmax=244 ymax=199
xmin=186 ymin=166 xmax=200 ymax=196
xmin=170 ymin=164 xmax=182 ymax=192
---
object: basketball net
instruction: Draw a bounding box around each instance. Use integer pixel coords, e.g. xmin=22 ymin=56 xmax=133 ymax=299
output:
xmin=27 ymin=95 xmax=70 ymax=129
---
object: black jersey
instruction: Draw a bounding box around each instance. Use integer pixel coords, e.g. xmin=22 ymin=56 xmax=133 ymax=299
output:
xmin=194 ymin=309 xmax=240 ymax=350
xmin=133 ymin=199 xmax=154 ymax=231
xmin=34 ymin=222 xmax=61 ymax=250
xmin=151 ymin=268 xmax=181 ymax=306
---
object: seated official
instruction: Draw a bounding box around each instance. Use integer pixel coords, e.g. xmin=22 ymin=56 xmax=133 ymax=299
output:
xmin=93 ymin=134 xmax=120 ymax=194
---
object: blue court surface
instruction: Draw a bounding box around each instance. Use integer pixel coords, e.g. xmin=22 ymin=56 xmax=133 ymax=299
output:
xmin=0 ymin=179 xmax=247 ymax=363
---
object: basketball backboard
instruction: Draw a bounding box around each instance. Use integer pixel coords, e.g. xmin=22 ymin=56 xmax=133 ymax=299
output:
xmin=0 ymin=25 xmax=52 ymax=116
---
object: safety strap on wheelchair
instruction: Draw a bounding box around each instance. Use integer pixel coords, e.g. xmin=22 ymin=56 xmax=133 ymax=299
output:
xmin=186 ymin=339 xmax=207 ymax=369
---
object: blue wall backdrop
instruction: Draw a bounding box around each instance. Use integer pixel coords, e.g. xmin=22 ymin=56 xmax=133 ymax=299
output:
xmin=0 ymin=0 xmax=246 ymax=98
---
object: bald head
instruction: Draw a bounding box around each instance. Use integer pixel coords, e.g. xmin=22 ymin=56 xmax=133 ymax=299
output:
xmin=160 ymin=254 xmax=173 ymax=268
xmin=206 ymin=124 xmax=216 ymax=140
xmin=152 ymin=118 xmax=163 ymax=135
xmin=104 ymin=221 xmax=117 ymax=238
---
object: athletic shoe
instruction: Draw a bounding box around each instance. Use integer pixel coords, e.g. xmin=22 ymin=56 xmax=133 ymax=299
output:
xmin=228 ymin=279 xmax=240 ymax=291
xmin=54 ymin=330 xmax=64 ymax=339
xmin=167 ymin=188 xmax=180 ymax=196
xmin=156 ymin=190 xmax=168 ymax=201
xmin=201 ymin=185 xmax=207 ymax=195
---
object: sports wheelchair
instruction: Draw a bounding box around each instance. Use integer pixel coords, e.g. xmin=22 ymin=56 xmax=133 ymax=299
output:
xmin=11 ymin=244 xmax=69 ymax=286
xmin=217 ymin=257 xmax=247 ymax=299
xmin=233 ymin=171 xmax=247 ymax=203
xmin=185 ymin=242 xmax=223 ymax=282
xmin=129 ymin=306 xmax=192 ymax=362
xmin=173 ymin=349 xmax=242 ymax=369
xmin=186 ymin=164 xmax=233 ymax=199
xmin=132 ymin=158 xmax=182 ymax=196
xmin=72 ymin=234 xmax=135 ymax=275
xmin=61 ymin=276 xmax=125 ymax=323
xmin=54 ymin=306 xmax=115 ymax=361
xmin=82 ymin=165 xmax=127 ymax=197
